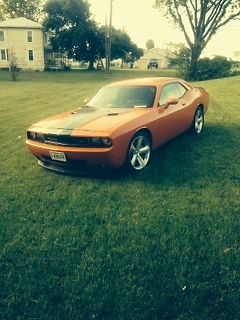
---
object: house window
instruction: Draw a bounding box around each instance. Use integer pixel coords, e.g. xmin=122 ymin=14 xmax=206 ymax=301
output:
xmin=0 ymin=49 xmax=7 ymax=60
xmin=0 ymin=31 xmax=4 ymax=41
xmin=28 ymin=50 xmax=34 ymax=61
xmin=27 ymin=31 xmax=33 ymax=42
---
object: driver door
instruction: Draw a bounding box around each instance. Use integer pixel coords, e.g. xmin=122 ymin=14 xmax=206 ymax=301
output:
xmin=154 ymin=83 xmax=187 ymax=146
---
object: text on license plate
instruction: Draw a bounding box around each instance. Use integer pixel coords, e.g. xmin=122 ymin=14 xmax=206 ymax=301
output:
xmin=49 ymin=151 xmax=67 ymax=162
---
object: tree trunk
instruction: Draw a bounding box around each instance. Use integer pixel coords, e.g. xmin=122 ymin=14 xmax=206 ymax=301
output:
xmin=189 ymin=44 xmax=202 ymax=80
xmin=88 ymin=60 xmax=95 ymax=70
xmin=189 ymin=58 xmax=198 ymax=80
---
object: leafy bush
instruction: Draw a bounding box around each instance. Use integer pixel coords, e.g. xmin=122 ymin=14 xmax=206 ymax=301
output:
xmin=231 ymin=70 xmax=240 ymax=76
xmin=173 ymin=54 xmax=234 ymax=81
xmin=169 ymin=44 xmax=191 ymax=79
xmin=196 ymin=56 xmax=233 ymax=80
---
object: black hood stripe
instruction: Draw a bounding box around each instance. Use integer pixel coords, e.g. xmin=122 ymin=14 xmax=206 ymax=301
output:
xmin=42 ymin=108 xmax=130 ymax=132
xmin=54 ymin=108 xmax=106 ymax=130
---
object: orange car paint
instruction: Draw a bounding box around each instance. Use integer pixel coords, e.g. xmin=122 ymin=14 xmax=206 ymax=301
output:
xmin=26 ymin=77 xmax=209 ymax=171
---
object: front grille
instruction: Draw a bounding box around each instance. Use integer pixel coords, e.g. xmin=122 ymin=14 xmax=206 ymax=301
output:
xmin=27 ymin=132 xmax=90 ymax=147
xmin=44 ymin=134 xmax=90 ymax=147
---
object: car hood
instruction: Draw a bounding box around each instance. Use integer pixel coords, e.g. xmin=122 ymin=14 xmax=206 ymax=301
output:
xmin=31 ymin=107 xmax=150 ymax=133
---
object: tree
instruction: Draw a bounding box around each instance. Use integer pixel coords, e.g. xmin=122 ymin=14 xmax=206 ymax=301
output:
xmin=44 ymin=0 xmax=102 ymax=69
xmin=0 ymin=2 xmax=4 ymax=20
xmin=44 ymin=0 xmax=143 ymax=70
xmin=155 ymin=0 xmax=240 ymax=79
xmin=168 ymin=43 xmax=191 ymax=74
xmin=0 ymin=0 xmax=42 ymax=21
xmin=146 ymin=39 xmax=155 ymax=50
xmin=128 ymin=42 xmax=144 ymax=61
xmin=98 ymin=26 xmax=143 ymax=67
xmin=107 ymin=27 xmax=143 ymax=64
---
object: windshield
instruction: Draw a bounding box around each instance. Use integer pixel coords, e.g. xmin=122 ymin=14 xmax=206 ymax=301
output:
xmin=87 ymin=85 xmax=156 ymax=108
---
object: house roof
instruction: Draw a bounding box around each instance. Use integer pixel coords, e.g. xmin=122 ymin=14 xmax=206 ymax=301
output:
xmin=0 ymin=17 xmax=43 ymax=29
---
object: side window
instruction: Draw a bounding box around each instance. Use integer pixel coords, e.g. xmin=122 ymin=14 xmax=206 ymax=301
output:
xmin=159 ymin=84 xmax=179 ymax=106
xmin=28 ymin=50 xmax=34 ymax=61
xmin=0 ymin=49 xmax=6 ymax=60
xmin=27 ymin=31 xmax=33 ymax=42
xmin=175 ymin=83 xmax=187 ymax=98
xmin=0 ymin=31 xmax=4 ymax=41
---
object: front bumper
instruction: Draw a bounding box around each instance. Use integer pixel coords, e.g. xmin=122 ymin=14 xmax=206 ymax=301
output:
xmin=26 ymin=139 xmax=126 ymax=172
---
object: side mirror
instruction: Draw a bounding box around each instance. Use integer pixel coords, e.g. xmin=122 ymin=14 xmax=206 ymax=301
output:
xmin=164 ymin=96 xmax=179 ymax=109
xmin=79 ymin=97 xmax=90 ymax=109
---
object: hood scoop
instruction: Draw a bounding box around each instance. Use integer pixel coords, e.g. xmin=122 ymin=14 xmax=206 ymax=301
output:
xmin=107 ymin=112 xmax=119 ymax=116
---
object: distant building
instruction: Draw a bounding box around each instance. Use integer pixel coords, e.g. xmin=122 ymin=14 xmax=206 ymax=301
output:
xmin=0 ymin=17 xmax=45 ymax=71
xmin=232 ymin=51 xmax=240 ymax=70
xmin=137 ymin=48 xmax=172 ymax=69
xmin=233 ymin=51 xmax=240 ymax=62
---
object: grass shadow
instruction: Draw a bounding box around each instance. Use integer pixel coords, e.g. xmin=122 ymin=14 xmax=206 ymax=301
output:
xmin=48 ymin=124 xmax=239 ymax=187
xmin=137 ymin=124 xmax=239 ymax=187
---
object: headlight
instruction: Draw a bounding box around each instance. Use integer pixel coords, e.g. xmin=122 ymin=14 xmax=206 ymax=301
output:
xmin=91 ymin=137 xmax=102 ymax=146
xmin=27 ymin=131 xmax=37 ymax=140
xmin=101 ymin=138 xmax=112 ymax=147
xmin=27 ymin=131 xmax=44 ymax=142
xmin=90 ymin=137 xmax=112 ymax=148
xmin=35 ymin=133 xmax=45 ymax=142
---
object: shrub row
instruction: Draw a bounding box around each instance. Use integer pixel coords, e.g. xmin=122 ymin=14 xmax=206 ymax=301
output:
xmin=196 ymin=56 xmax=233 ymax=80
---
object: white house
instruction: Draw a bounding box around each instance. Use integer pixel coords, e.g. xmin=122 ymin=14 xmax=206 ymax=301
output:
xmin=0 ymin=17 xmax=45 ymax=71
xmin=137 ymin=48 xmax=172 ymax=69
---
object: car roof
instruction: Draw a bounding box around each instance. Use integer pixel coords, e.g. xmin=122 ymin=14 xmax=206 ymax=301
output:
xmin=106 ymin=77 xmax=183 ymax=87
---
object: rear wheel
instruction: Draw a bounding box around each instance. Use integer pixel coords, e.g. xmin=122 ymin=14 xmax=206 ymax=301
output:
xmin=127 ymin=133 xmax=151 ymax=171
xmin=192 ymin=107 xmax=204 ymax=134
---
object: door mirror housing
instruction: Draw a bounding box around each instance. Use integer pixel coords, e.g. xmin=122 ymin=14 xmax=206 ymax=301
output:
xmin=164 ymin=97 xmax=179 ymax=109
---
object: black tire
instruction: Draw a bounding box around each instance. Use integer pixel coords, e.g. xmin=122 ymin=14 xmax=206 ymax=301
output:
xmin=126 ymin=132 xmax=151 ymax=171
xmin=191 ymin=106 xmax=204 ymax=134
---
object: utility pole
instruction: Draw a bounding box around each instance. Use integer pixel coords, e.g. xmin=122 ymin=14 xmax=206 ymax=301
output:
xmin=108 ymin=0 xmax=113 ymax=73
xmin=105 ymin=0 xmax=113 ymax=75
xmin=105 ymin=15 xmax=108 ymax=78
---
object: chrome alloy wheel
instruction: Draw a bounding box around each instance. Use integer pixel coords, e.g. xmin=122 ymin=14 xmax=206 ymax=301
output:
xmin=128 ymin=134 xmax=151 ymax=171
xmin=194 ymin=108 xmax=204 ymax=134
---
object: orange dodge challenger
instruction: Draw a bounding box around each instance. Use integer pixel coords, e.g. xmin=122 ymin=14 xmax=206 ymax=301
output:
xmin=26 ymin=77 xmax=209 ymax=173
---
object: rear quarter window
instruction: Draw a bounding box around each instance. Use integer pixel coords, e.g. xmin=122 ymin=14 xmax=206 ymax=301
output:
xmin=175 ymin=82 xmax=187 ymax=98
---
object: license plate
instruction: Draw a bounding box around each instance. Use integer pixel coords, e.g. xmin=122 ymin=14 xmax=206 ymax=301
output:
xmin=49 ymin=151 xmax=67 ymax=162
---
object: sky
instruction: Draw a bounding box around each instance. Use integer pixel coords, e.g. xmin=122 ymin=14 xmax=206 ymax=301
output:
xmin=88 ymin=0 xmax=240 ymax=59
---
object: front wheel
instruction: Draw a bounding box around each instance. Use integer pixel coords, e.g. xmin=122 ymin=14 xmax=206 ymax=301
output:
xmin=126 ymin=133 xmax=151 ymax=171
xmin=192 ymin=107 xmax=204 ymax=134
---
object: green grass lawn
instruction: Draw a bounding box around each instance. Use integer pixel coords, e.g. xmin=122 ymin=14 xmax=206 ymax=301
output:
xmin=0 ymin=69 xmax=239 ymax=320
